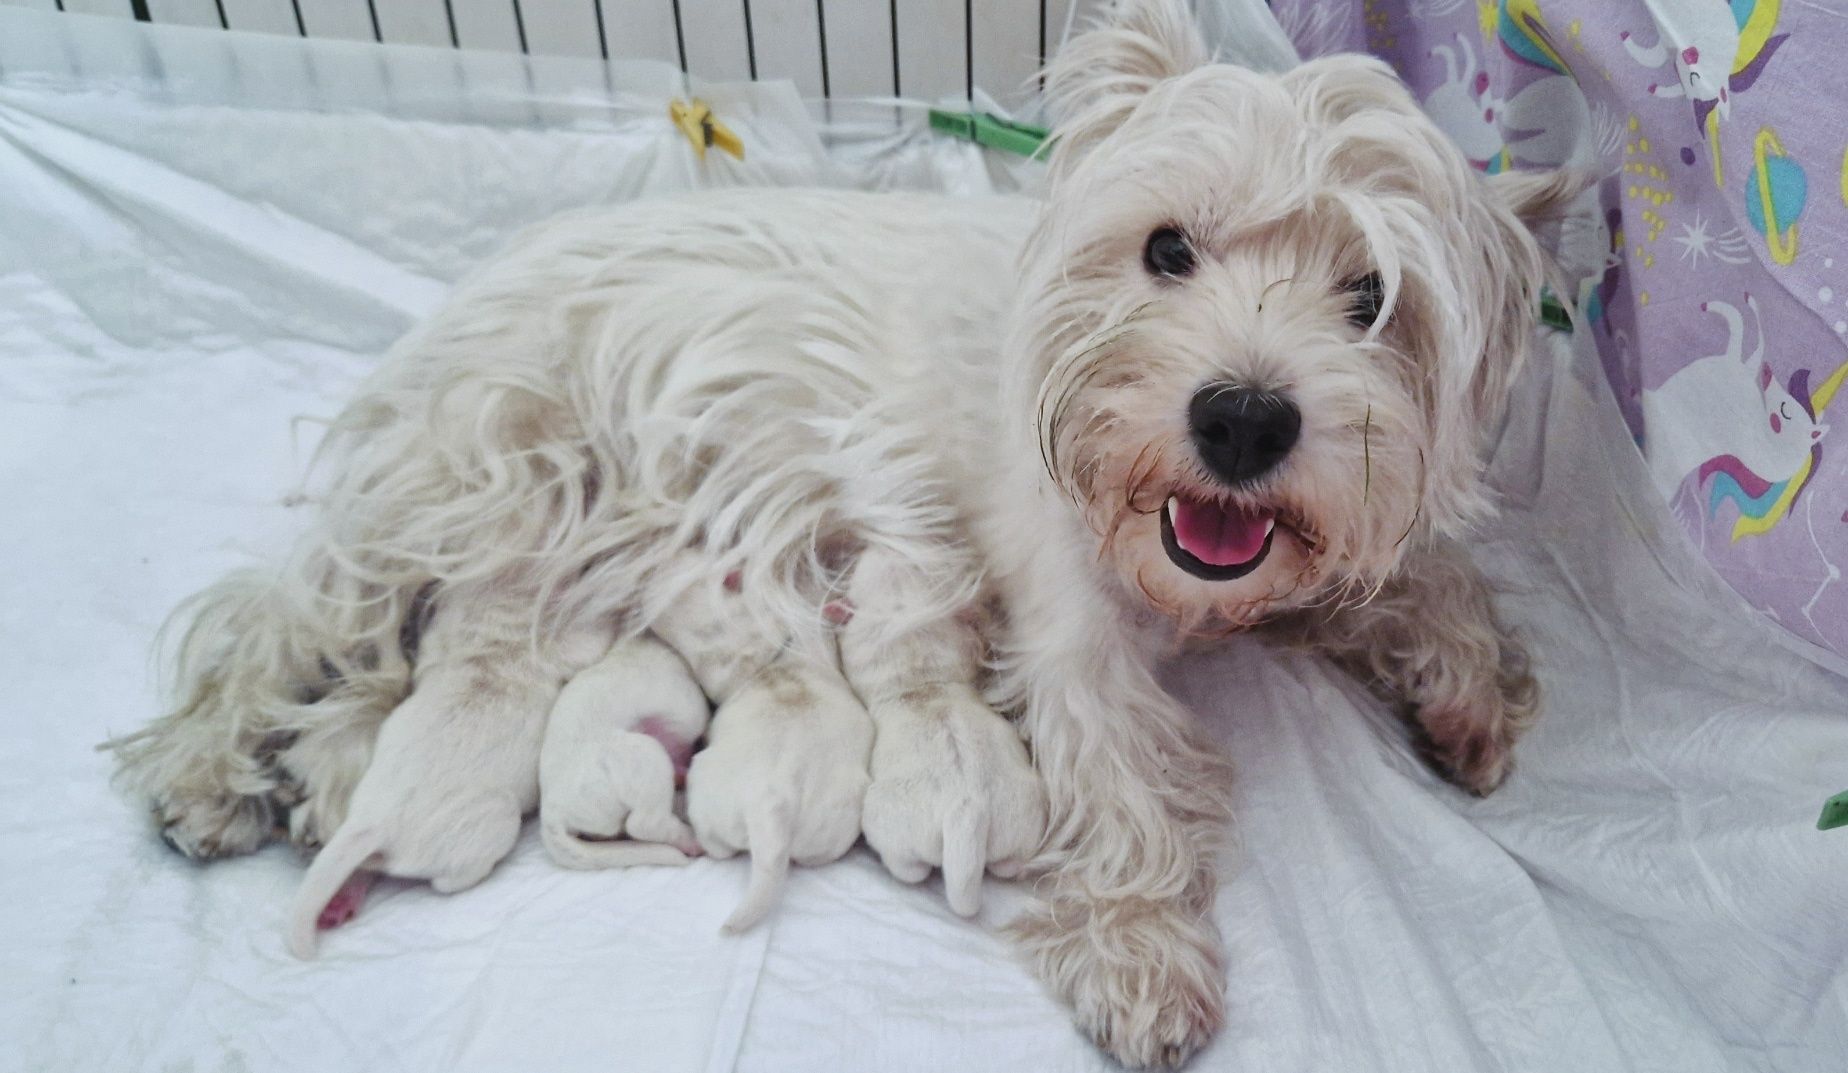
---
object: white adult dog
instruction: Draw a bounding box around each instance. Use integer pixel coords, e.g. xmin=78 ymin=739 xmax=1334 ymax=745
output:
xmin=107 ymin=1 xmax=1570 ymax=1064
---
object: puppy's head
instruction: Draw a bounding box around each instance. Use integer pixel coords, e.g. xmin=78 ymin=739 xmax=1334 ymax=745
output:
xmin=1011 ymin=0 xmax=1573 ymax=632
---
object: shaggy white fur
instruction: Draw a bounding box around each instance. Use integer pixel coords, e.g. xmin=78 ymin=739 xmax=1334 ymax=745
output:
xmin=106 ymin=1 xmax=1575 ymax=1064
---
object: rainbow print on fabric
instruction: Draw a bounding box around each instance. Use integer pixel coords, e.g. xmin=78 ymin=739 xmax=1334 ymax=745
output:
xmin=1705 ymin=361 xmax=1847 ymax=540
xmin=1497 ymin=0 xmax=1570 ymax=75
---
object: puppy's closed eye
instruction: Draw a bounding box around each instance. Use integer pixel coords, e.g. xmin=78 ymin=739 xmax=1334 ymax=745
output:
xmin=1344 ymin=271 xmax=1386 ymax=329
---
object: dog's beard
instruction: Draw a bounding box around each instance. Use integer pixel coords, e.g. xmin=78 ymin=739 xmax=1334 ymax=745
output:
xmin=1076 ymin=433 xmax=1325 ymax=634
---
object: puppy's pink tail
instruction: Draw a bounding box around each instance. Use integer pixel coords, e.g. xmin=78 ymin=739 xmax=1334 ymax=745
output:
xmin=288 ymin=824 xmax=381 ymax=959
xmin=721 ymin=800 xmax=792 ymax=934
xmin=540 ymin=818 xmax=695 ymax=870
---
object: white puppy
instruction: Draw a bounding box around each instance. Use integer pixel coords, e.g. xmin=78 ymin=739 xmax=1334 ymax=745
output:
xmin=838 ymin=546 xmax=1047 ymax=917
xmin=539 ymin=634 xmax=709 ymax=869
xmin=287 ymin=585 xmax=611 ymax=958
xmin=652 ymin=569 xmax=873 ymax=934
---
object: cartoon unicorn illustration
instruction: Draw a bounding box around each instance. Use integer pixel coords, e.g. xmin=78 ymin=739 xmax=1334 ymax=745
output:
xmin=1558 ymin=202 xmax=1623 ymax=331
xmin=1426 ymin=28 xmax=1617 ymax=174
xmin=1622 ymin=0 xmax=1788 ymax=184
xmin=1644 ymin=296 xmax=1829 ymax=515
xmin=1425 ymin=34 xmax=1508 ymax=169
xmin=1622 ymin=0 xmax=1787 ymax=123
xmin=1495 ymin=0 xmax=1571 ymax=76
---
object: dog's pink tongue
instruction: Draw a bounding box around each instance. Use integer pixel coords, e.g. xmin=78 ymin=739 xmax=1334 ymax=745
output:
xmin=1171 ymin=497 xmax=1274 ymax=566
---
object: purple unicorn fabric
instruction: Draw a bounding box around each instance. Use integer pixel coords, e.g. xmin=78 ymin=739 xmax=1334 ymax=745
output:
xmin=1269 ymin=0 xmax=1848 ymax=660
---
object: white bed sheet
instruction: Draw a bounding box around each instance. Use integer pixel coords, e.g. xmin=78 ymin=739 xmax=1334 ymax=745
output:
xmin=2 ymin=12 xmax=1844 ymax=1073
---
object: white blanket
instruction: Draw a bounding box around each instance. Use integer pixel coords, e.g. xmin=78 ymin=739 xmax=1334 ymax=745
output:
xmin=2 ymin=12 xmax=1843 ymax=1073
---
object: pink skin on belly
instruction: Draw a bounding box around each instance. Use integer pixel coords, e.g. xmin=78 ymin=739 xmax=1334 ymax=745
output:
xmin=318 ymin=872 xmax=373 ymax=931
xmin=636 ymin=716 xmax=697 ymax=788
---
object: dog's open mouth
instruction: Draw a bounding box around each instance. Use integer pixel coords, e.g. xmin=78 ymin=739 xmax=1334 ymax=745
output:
xmin=1160 ymin=495 xmax=1276 ymax=580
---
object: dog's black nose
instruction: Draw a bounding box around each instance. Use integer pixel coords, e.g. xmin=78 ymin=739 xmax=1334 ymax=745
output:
xmin=1188 ymin=383 xmax=1300 ymax=485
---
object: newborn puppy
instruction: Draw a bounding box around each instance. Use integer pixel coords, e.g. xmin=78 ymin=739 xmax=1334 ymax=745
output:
xmin=539 ymin=633 xmax=708 ymax=868
xmin=288 ymin=586 xmax=611 ymax=957
xmin=652 ymin=568 xmax=873 ymax=934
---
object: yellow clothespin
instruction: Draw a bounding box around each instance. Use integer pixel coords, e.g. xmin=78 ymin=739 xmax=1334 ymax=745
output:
xmin=668 ymin=98 xmax=745 ymax=162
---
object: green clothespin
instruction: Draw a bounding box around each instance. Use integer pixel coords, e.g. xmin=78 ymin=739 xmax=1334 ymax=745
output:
xmin=928 ymin=109 xmax=1051 ymax=158
xmin=1818 ymin=790 xmax=1848 ymax=830
xmin=1538 ymin=289 xmax=1573 ymax=333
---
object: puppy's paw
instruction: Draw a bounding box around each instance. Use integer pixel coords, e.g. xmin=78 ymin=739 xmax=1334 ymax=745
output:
xmin=862 ymin=687 xmax=1047 ymax=916
xmin=153 ymin=791 xmax=275 ymax=860
xmin=1010 ymin=894 xmax=1225 ymax=1069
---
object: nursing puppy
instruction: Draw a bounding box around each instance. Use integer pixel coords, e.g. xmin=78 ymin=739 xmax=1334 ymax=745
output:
xmin=287 ymin=586 xmax=611 ymax=958
xmin=114 ymin=1 xmax=1571 ymax=1062
xmin=652 ymin=569 xmax=873 ymax=934
xmin=539 ymin=634 xmax=708 ymax=868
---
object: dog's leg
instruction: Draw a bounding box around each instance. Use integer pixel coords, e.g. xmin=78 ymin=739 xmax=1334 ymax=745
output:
xmin=1283 ymin=541 xmax=1539 ymax=797
xmin=997 ymin=550 xmax=1234 ymax=1070
xmin=838 ymin=548 xmax=1047 ymax=917
xmin=104 ymin=571 xmax=321 ymax=859
xmin=108 ymin=554 xmax=425 ymax=860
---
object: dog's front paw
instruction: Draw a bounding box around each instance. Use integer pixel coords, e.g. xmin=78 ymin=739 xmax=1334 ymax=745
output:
xmin=152 ymin=790 xmax=275 ymax=860
xmin=1416 ymin=656 xmax=1537 ymax=798
xmin=1418 ymin=713 xmax=1514 ymax=797
xmin=1010 ymin=894 xmax=1225 ymax=1069
xmin=862 ymin=686 xmax=1048 ymax=915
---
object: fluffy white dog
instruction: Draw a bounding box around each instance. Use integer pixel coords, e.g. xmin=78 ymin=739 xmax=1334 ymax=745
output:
xmin=539 ymin=633 xmax=708 ymax=869
xmin=106 ymin=1 xmax=1570 ymax=1063
xmin=649 ymin=562 xmax=874 ymax=934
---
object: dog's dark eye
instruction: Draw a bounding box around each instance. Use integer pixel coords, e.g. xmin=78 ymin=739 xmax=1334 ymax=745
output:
xmin=1345 ymin=271 xmax=1386 ymax=329
xmin=1143 ymin=227 xmax=1196 ymax=278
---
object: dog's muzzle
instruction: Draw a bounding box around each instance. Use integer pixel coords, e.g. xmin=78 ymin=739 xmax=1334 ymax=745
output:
xmin=1188 ymin=383 xmax=1299 ymax=486
xmin=1159 ymin=383 xmax=1296 ymax=580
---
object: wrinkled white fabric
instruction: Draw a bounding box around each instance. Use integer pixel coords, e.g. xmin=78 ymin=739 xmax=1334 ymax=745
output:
xmin=1 ymin=11 xmax=1843 ymax=1073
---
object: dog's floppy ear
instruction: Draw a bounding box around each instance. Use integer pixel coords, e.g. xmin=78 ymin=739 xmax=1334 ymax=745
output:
xmin=1486 ymin=168 xmax=1594 ymax=227
xmin=1043 ymin=0 xmax=1209 ymax=162
xmin=1422 ymin=168 xmax=1591 ymax=534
